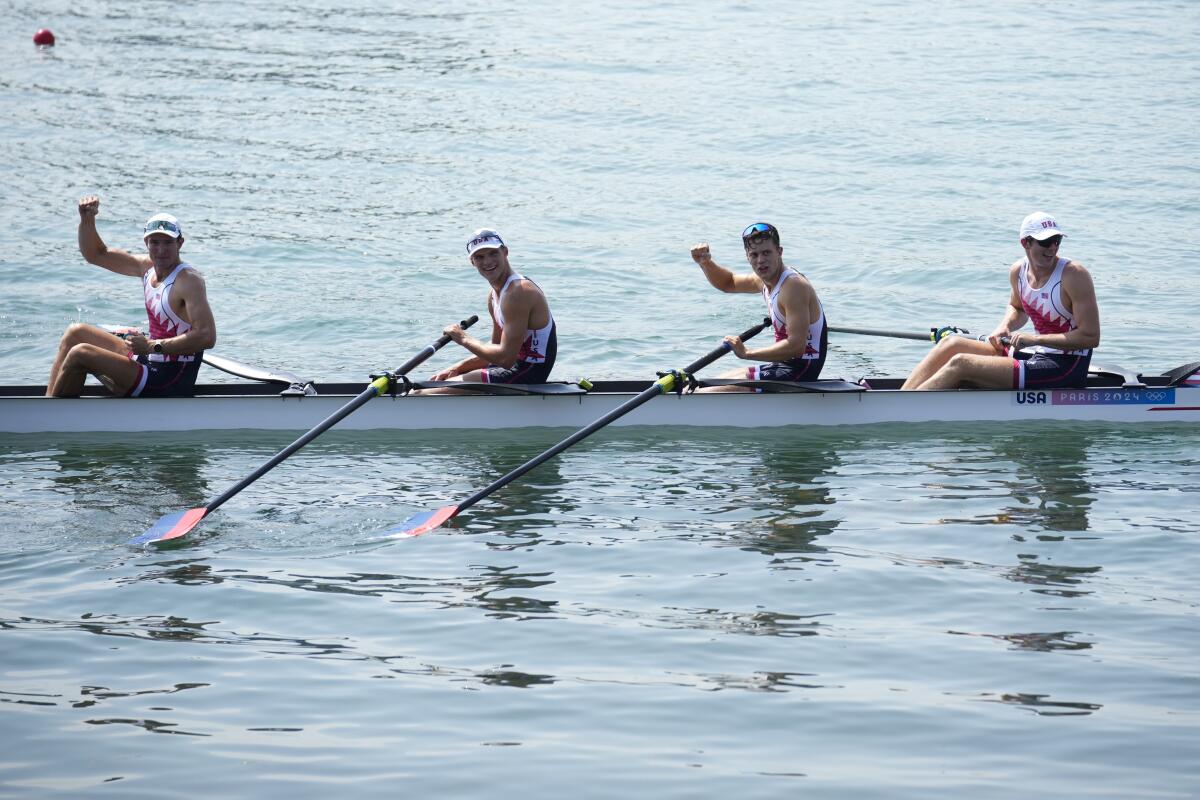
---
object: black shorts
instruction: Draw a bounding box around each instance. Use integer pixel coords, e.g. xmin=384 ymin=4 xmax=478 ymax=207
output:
xmin=483 ymin=325 xmax=556 ymax=384
xmin=1012 ymin=350 xmax=1091 ymax=389
xmin=483 ymin=360 xmax=554 ymax=384
xmin=747 ymin=355 xmax=825 ymax=382
xmin=127 ymin=355 xmax=203 ymax=397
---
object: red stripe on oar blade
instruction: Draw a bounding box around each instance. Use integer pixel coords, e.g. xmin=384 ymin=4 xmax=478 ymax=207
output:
xmin=380 ymin=506 xmax=459 ymax=539
xmin=130 ymin=507 xmax=208 ymax=545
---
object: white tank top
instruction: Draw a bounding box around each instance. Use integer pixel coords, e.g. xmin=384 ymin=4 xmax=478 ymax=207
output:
xmin=142 ymin=262 xmax=197 ymax=363
xmin=762 ymin=267 xmax=826 ymax=361
xmin=491 ymin=273 xmax=554 ymax=364
xmin=1017 ymin=257 xmax=1091 ymax=356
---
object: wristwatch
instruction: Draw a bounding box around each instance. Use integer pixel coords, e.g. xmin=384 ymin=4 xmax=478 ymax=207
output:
xmin=152 ymin=341 xmax=165 ymax=354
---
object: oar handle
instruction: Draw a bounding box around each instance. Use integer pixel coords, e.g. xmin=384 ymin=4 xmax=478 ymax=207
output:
xmin=679 ymin=317 xmax=772 ymax=376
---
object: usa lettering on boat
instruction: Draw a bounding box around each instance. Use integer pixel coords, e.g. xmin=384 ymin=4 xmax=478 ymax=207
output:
xmin=1016 ymin=391 xmax=1048 ymax=405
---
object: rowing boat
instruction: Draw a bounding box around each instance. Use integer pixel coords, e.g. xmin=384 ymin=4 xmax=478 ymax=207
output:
xmin=3 ymin=361 xmax=1197 ymax=434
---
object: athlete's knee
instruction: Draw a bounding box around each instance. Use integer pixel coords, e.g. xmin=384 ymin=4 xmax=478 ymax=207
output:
xmin=58 ymin=322 xmax=90 ymax=347
xmin=942 ymin=352 xmax=978 ymax=376
xmin=62 ymin=342 xmax=88 ymax=365
xmin=935 ymin=336 xmax=973 ymax=356
xmin=63 ymin=342 xmax=105 ymax=368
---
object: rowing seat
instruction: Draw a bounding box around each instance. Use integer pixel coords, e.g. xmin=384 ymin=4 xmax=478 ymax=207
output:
xmin=1087 ymin=363 xmax=1146 ymax=389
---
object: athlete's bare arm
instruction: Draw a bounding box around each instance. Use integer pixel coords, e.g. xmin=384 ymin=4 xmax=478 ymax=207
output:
xmin=726 ymin=277 xmax=813 ymax=362
xmin=77 ymin=196 xmax=149 ymax=277
xmin=453 ymin=281 xmax=542 ymax=369
xmin=431 ymin=352 xmax=489 ymax=381
xmin=431 ymin=296 xmax=496 ymax=380
xmin=436 ymin=283 xmax=548 ymax=375
xmin=985 ymin=261 xmax=1030 ymax=353
xmin=690 ymin=243 xmax=761 ymax=293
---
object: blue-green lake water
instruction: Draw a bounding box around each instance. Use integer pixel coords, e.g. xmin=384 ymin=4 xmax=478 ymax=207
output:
xmin=2 ymin=1 xmax=1198 ymax=796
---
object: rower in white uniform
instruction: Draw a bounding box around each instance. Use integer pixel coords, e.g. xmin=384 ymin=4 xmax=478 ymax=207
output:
xmin=46 ymin=195 xmax=217 ymax=398
xmin=432 ymin=228 xmax=557 ymax=384
xmin=690 ymin=221 xmax=828 ymax=392
xmin=902 ymin=211 xmax=1100 ymax=390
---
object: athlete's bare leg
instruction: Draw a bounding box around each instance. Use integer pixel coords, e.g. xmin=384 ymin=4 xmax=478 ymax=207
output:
xmin=46 ymin=323 xmax=129 ymax=392
xmin=695 ymin=366 xmax=754 ymax=393
xmin=416 ymin=368 xmax=487 ymax=394
xmin=47 ymin=324 xmax=141 ymax=397
xmin=913 ymin=351 xmax=1016 ymax=391
xmin=901 ymin=337 xmax=999 ymax=390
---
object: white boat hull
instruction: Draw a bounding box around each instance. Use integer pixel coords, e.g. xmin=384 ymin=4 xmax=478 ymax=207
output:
xmin=2 ymin=380 xmax=1197 ymax=434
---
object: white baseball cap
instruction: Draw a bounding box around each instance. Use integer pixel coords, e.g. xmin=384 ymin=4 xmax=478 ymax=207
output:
xmin=143 ymin=213 xmax=183 ymax=239
xmin=1019 ymin=211 xmax=1066 ymax=241
xmin=466 ymin=228 xmax=505 ymax=256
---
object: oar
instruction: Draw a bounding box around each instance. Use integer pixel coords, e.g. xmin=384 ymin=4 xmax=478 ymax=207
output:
xmin=380 ymin=317 xmax=772 ymax=539
xmin=108 ymin=325 xmax=310 ymax=387
xmin=202 ymin=352 xmax=311 ymax=388
xmin=830 ymin=324 xmax=970 ymax=342
xmin=131 ymin=315 xmax=479 ymax=545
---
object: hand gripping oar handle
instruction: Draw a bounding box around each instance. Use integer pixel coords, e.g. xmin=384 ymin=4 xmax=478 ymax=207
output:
xmin=378 ymin=315 xmax=481 ymax=391
xmin=449 ymin=316 xmax=771 ymax=518
xmin=131 ymin=316 xmax=478 ymax=544
xmin=829 ymin=324 xmax=970 ymax=342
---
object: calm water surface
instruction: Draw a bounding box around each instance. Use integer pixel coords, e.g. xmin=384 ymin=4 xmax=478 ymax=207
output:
xmin=2 ymin=0 xmax=1198 ymax=796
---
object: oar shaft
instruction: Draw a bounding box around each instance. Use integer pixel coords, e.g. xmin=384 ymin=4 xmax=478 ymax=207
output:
xmin=829 ymin=325 xmax=936 ymax=342
xmin=203 ymin=383 xmax=380 ymax=515
xmin=684 ymin=318 xmax=773 ymax=374
xmin=456 ymin=385 xmax=657 ymax=514
xmin=390 ymin=317 xmax=476 ymax=376
xmin=454 ymin=317 xmax=770 ymax=515
xmin=204 ymin=316 xmax=478 ymax=515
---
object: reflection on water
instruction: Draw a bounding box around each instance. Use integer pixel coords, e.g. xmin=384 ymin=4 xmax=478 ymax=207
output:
xmin=1006 ymin=555 xmax=1101 ymax=598
xmin=1 ymin=422 xmax=1196 ymax=799
xmin=477 ymin=669 xmax=555 ymax=689
xmin=948 ymin=629 xmax=1093 ymax=653
xmin=993 ymin=428 xmax=1096 ymax=537
xmin=919 ymin=424 xmax=1097 ymax=535
xmin=978 ymin=692 xmax=1103 ymax=717
xmin=725 ymin=433 xmax=843 ymax=558
xmin=468 ymin=565 xmax=558 ymax=620
xmin=33 ymin=436 xmax=214 ymax=501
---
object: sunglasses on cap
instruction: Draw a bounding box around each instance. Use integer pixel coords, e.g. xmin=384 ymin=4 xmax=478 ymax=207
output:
xmin=741 ymin=222 xmax=778 ymax=240
xmin=144 ymin=219 xmax=181 ymax=236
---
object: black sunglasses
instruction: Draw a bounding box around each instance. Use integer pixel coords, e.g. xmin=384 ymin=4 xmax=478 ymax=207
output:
xmin=1031 ymin=235 xmax=1062 ymax=248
